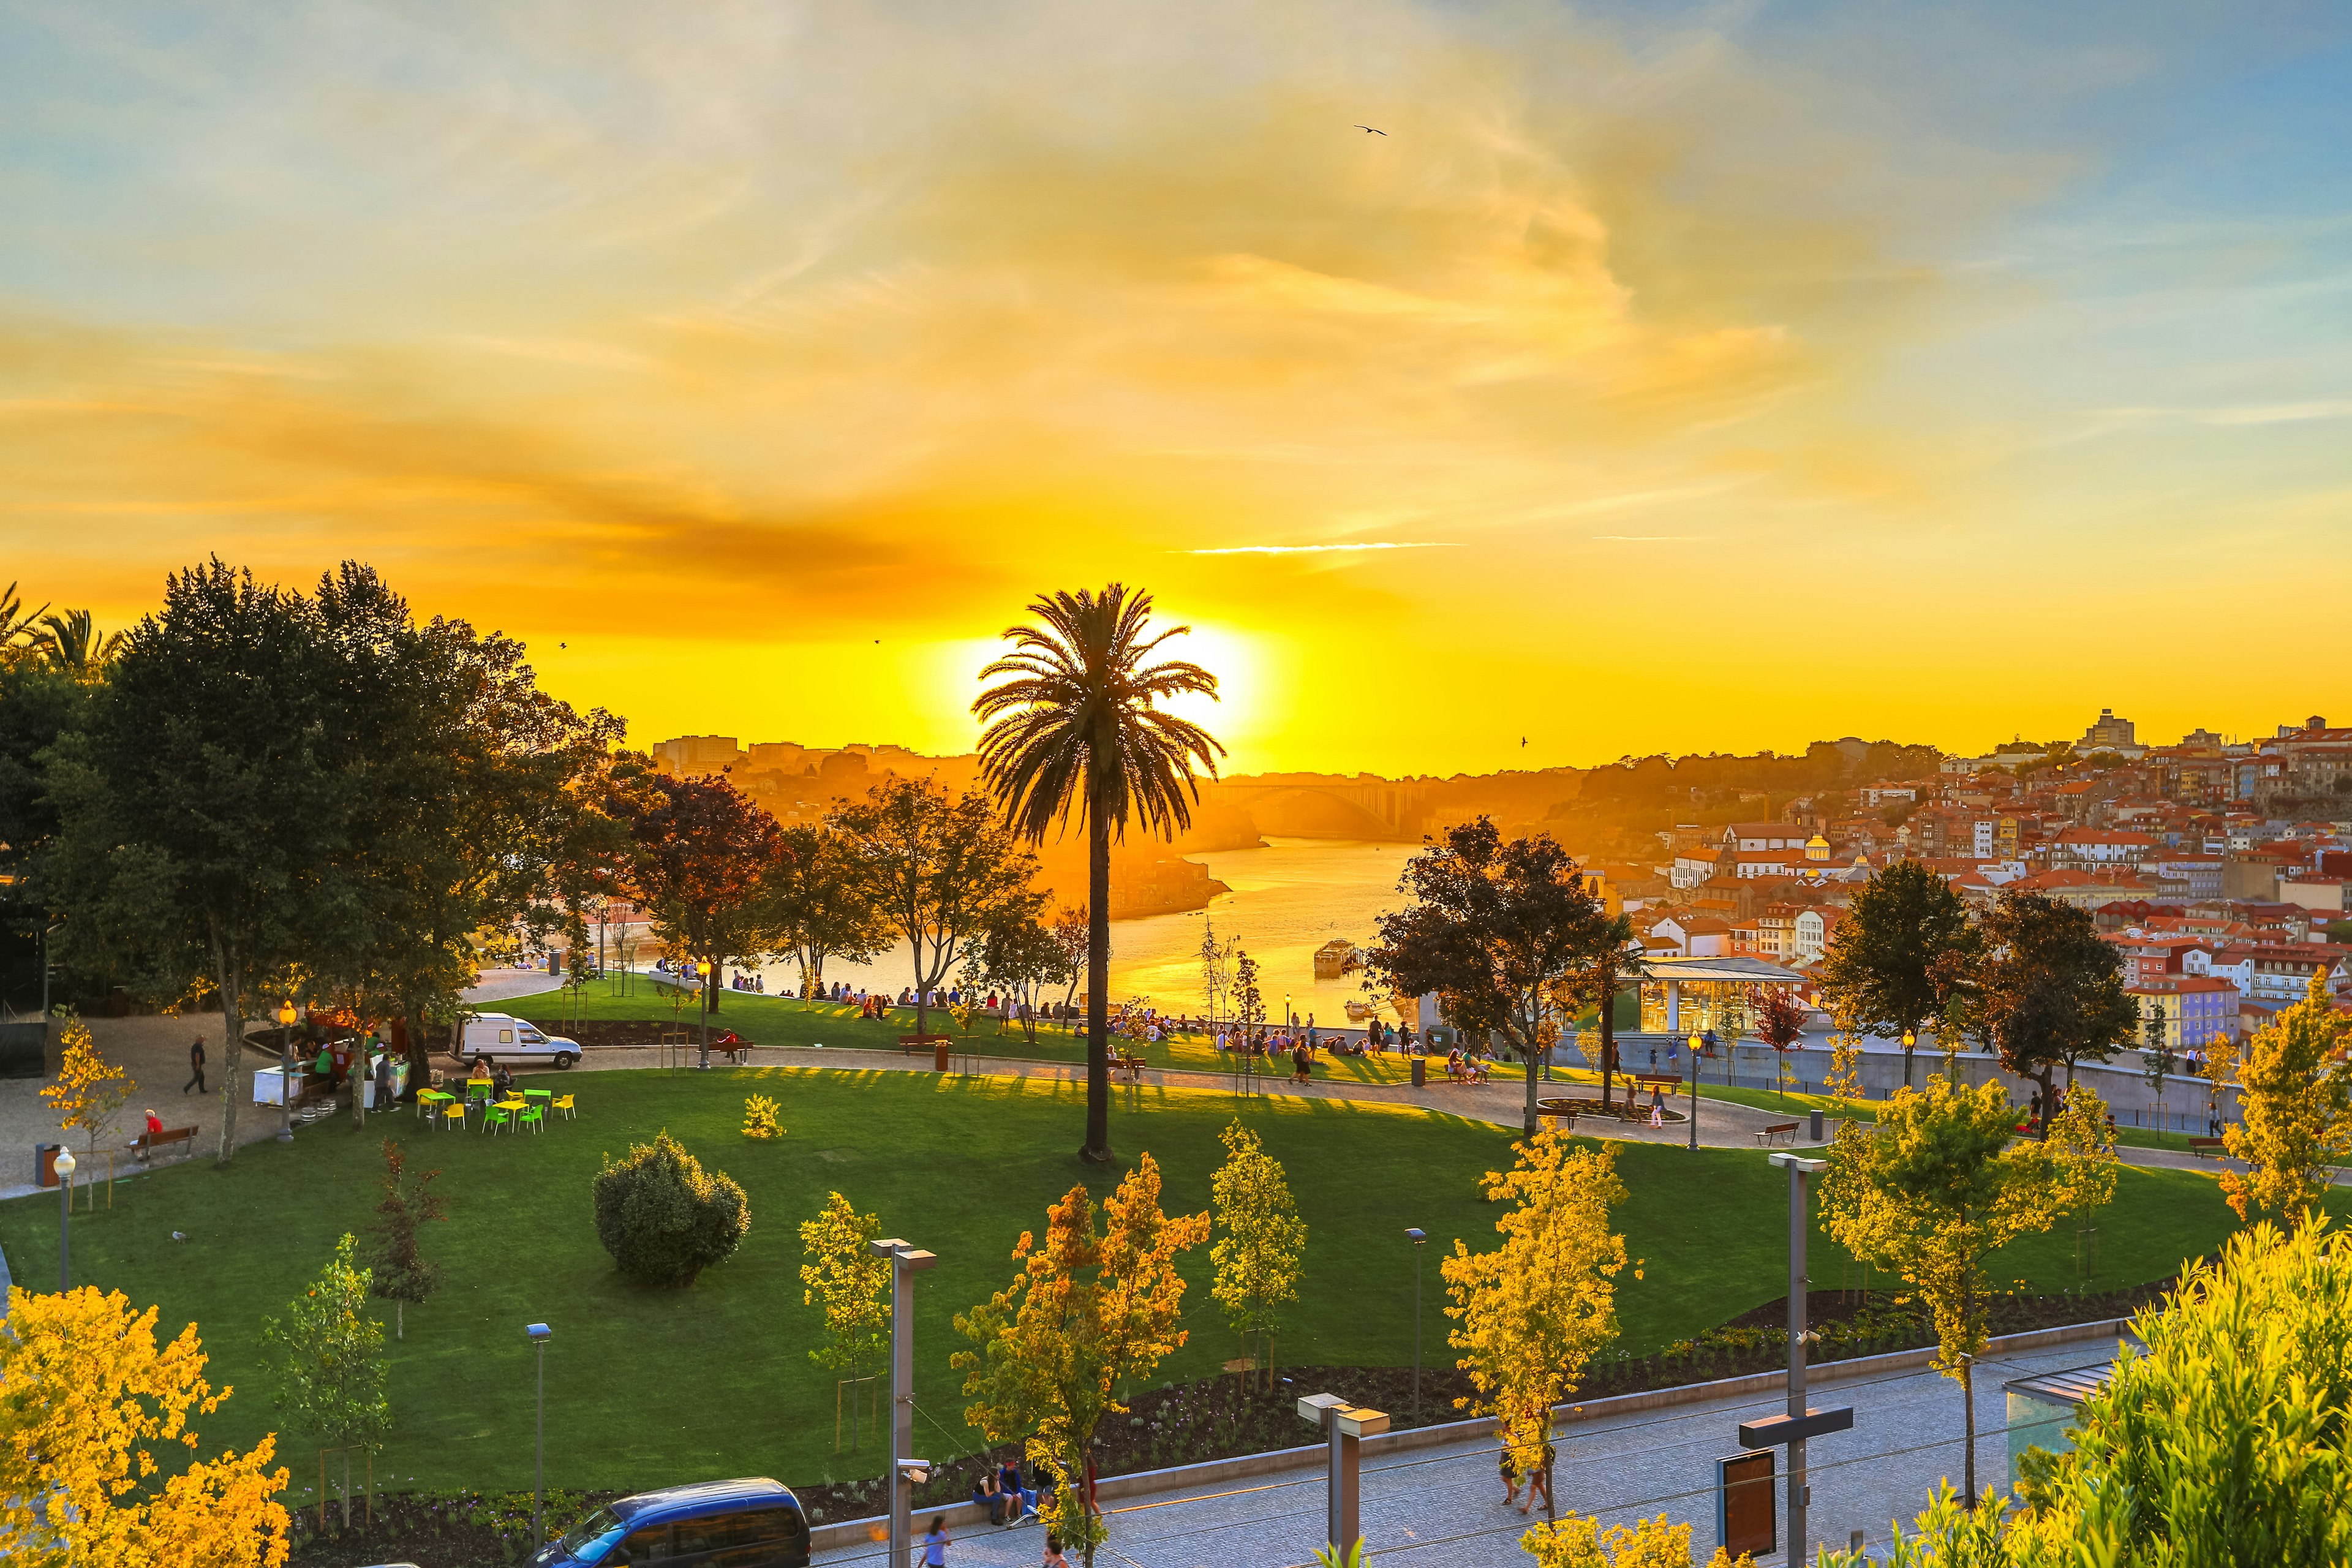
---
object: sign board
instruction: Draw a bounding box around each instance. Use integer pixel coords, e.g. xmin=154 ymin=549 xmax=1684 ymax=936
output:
xmin=1717 ymin=1450 xmax=1774 ymax=1559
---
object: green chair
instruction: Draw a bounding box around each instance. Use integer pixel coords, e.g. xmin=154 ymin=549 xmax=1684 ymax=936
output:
xmin=524 ymin=1087 xmax=553 ymax=1114
xmin=467 ymin=1080 xmax=494 ymax=1103
xmin=481 ymin=1105 xmax=512 ymax=1135
xmin=519 ymin=1103 xmax=545 ymax=1134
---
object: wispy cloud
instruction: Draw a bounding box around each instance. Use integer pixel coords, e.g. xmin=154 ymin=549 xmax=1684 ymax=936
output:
xmin=1182 ymin=541 xmax=1461 ymax=556
xmin=1589 ymin=533 xmax=1713 ymax=541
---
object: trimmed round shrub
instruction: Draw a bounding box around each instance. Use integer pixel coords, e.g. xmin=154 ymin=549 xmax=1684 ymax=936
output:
xmin=592 ymin=1131 xmax=750 ymax=1287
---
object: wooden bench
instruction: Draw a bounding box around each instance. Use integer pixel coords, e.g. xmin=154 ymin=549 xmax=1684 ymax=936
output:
xmin=130 ymin=1126 xmax=198 ymax=1164
xmin=1116 ymin=1054 xmax=1148 ymax=1084
xmin=898 ymin=1034 xmax=951 ymax=1057
xmin=2187 ymin=1136 xmax=2226 ymax=1159
xmin=1754 ymin=1121 xmax=1800 ymax=1147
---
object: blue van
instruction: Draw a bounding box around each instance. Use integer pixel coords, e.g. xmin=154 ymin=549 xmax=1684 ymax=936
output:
xmin=530 ymin=1478 xmax=811 ymax=1567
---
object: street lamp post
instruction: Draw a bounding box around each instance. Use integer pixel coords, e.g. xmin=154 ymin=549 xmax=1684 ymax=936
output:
xmin=1901 ymin=1028 xmax=1915 ymax=1091
xmin=1404 ymin=1228 xmax=1426 ymax=1420
xmin=870 ymin=1237 xmax=939 ymax=1568
xmin=526 ymin=1324 xmax=551 ymax=1548
xmin=277 ymin=1000 xmax=298 ymax=1142
xmin=53 ymin=1145 xmax=75 ymax=1290
xmin=1687 ymin=1030 xmax=1702 ymax=1152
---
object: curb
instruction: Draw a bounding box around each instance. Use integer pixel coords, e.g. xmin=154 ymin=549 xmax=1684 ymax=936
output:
xmin=805 ymin=1316 xmax=2137 ymax=1552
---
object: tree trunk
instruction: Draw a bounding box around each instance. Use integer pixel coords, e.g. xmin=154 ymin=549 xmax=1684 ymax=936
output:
xmin=1960 ymin=1357 xmax=1977 ymax=1507
xmin=1521 ymin=1019 xmax=1539 ymax=1139
xmin=1599 ymin=976 xmax=1618 ymax=1112
xmin=342 ymin=1447 xmax=352 ymax=1532
xmin=2037 ymin=1068 xmax=2057 ymax=1142
xmin=1082 ymin=810 xmax=1113 ymax=1163
xmin=211 ymin=927 xmax=243 ymax=1167
xmin=396 ymin=1299 xmax=403 ymax=1340
xmin=402 ymin=1008 xmax=432 ymax=1093
xmin=352 ymin=1016 xmax=368 ymax=1131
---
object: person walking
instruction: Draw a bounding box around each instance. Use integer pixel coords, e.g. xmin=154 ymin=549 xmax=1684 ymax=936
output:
xmin=184 ymin=1035 xmax=207 ymax=1095
xmin=921 ymin=1515 xmax=951 ymax=1567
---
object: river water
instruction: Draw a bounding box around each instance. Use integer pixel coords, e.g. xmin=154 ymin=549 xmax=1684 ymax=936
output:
xmin=744 ymin=837 xmax=1421 ymax=1023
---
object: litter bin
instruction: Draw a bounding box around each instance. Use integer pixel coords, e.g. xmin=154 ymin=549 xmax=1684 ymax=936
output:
xmin=1411 ymin=1055 xmax=1427 ymax=1088
xmin=934 ymin=1041 xmax=951 ymax=1072
xmin=1809 ymin=1109 xmax=1825 ymax=1142
xmin=34 ymin=1142 xmax=61 ymax=1188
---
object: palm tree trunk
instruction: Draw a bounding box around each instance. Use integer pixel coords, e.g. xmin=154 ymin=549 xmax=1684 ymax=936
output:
xmin=1082 ymin=810 xmax=1113 ymax=1162
xmin=1599 ymin=974 xmax=1618 ymax=1112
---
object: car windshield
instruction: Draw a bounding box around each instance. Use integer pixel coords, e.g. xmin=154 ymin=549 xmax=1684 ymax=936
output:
xmin=553 ymin=1504 xmax=627 ymax=1561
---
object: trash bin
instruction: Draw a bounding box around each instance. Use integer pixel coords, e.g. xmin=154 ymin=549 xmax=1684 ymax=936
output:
xmin=1809 ymin=1109 xmax=1825 ymax=1142
xmin=933 ymin=1041 xmax=950 ymax=1072
xmin=34 ymin=1142 xmax=61 ymax=1188
xmin=1411 ymin=1056 xmax=1427 ymax=1088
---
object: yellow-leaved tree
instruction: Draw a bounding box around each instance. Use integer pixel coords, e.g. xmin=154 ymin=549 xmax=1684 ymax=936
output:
xmin=2220 ymin=973 xmax=2352 ymax=1225
xmin=0 ymin=1285 xmax=290 ymax=1567
xmin=1819 ymin=1077 xmax=2116 ymax=1507
xmin=952 ymin=1153 xmax=1210 ymax=1568
xmin=41 ymin=1018 xmax=135 ymax=1205
xmin=797 ymin=1189 xmax=891 ymax=1425
xmin=1209 ymin=1120 xmax=1306 ymax=1395
xmin=1522 ymin=1512 xmax=1755 ymax=1568
xmin=1444 ymin=1125 xmax=1627 ymax=1525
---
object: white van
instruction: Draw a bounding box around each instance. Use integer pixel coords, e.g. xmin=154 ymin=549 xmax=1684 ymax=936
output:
xmin=458 ymin=1014 xmax=582 ymax=1070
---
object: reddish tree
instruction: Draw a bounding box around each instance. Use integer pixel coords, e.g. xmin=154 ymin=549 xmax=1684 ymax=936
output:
xmin=615 ymin=773 xmax=786 ymax=1067
xmin=1751 ymin=984 xmax=1811 ymax=1104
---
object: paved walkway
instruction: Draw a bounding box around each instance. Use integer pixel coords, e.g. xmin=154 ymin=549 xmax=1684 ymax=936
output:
xmin=811 ymin=1337 xmax=2125 ymax=1568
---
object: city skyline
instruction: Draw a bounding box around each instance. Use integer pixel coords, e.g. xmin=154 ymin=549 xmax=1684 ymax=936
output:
xmin=6 ymin=3 xmax=2351 ymax=773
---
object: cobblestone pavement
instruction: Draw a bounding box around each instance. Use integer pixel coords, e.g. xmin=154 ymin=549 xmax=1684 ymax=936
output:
xmin=811 ymin=1338 xmax=2126 ymax=1568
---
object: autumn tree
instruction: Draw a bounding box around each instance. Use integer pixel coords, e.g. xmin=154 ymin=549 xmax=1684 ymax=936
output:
xmin=1819 ymin=1078 xmax=2116 ymax=1507
xmin=1817 ymin=859 xmax=1977 ymax=1090
xmin=1368 ymin=818 xmax=1611 ymax=1137
xmin=42 ymin=1016 xmax=135 ymax=1202
xmin=260 ymin=1234 xmax=390 ymax=1534
xmin=361 ymin=1138 xmax=445 ymax=1341
xmin=0 ymin=1285 xmax=291 ymax=1567
xmin=1749 ymin=986 xmax=1809 ymax=1104
xmin=839 ymin=777 xmax=1043 ymax=1044
xmin=2220 ymin=973 xmax=2352 ymax=1224
xmin=1977 ymin=889 xmax=2138 ymax=1134
xmin=799 ymin=1190 xmax=892 ymax=1382
xmin=1443 ymin=1126 xmax=1627 ymax=1523
xmin=952 ymin=1154 xmax=1210 ymax=1567
xmin=1210 ymin=1120 xmax=1306 ymax=1392
xmin=616 ymin=772 xmax=785 ymax=1068
xmin=1523 ymin=1512 xmax=1754 ymax=1568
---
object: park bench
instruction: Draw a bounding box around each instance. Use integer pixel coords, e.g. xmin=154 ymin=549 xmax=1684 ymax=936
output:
xmin=1754 ymin=1121 xmax=1800 ymax=1147
xmin=2187 ymin=1136 xmax=2226 ymax=1159
xmin=130 ymin=1126 xmax=198 ymax=1164
xmin=706 ymin=1033 xmax=753 ymax=1065
xmin=898 ymin=1034 xmax=951 ymax=1057
xmin=1116 ymin=1053 xmax=1148 ymax=1084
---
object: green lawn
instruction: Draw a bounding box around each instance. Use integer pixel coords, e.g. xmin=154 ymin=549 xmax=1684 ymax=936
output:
xmin=0 ymin=1065 xmax=2312 ymax=1499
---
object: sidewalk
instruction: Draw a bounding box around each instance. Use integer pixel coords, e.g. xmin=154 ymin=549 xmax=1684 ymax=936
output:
xmin=810 ymin=1335 xmax=2128 ymax=1568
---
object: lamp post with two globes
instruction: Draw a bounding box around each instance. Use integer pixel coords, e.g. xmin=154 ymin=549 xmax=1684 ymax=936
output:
xmin=53 ymin=1145 xmax=75 ymax=1290
xmin=1687 ymin=1030 xmax=1703 ymax=1152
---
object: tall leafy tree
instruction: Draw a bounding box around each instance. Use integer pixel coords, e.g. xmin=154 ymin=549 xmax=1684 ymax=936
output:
xmin=836 ymin=776 xmax=1044 ymax=1044
xmin=952 ymin=1155 xmax=1208 ymax=1568
xmin=0 ymin=1286 xmax=290 ymax=1567
xmin=1819 ymin=1078 xmax=2116 ymax=1507
xmin=1977 ymin=889 xmax=2138 ymax=1133
xmin=616 ymin=772 xmax=783 ymax=1068
xmin=1442 ymin=1126 xmax=1627 ymax=1523
xmin=974 ymin=912 xmax=1074 ymax=1044
xmin=1818 ymin=859 xmax=1978 ymax=1088
xmin=2220 ymin=974 xmax=2352 ymax=1225
xmin=49 ymin=560 xmax=345 ymax=1164
xmin=761 ymin=820 xmax=888 ymax=1003
xmin=799 ymin=1191 xmax=892 ymax=1388
xmin=1366 ymin=818 xmax=1608 ymax=1137
xmin=972 ymin=584 xmax=1223 ymax=1163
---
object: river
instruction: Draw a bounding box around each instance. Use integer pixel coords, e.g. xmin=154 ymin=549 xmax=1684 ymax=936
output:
xmin=744 ymin=837 xmax=1421 ymax=1022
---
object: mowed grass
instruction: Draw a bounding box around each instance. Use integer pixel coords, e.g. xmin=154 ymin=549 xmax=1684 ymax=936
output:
xmin=0 ymin=1065 xmax=2307 ymax=1497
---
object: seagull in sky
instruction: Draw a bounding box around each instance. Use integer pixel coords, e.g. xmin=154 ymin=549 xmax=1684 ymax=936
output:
xmin=1356 ymin=125 xmax=1386 ymax=135
xmin=1521 ymin=736 xmax=1528 ymax=747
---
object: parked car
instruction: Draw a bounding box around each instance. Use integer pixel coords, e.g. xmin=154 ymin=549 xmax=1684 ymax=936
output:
xmin=532 ymin=1477 xmax=810 ymax=1567
xmin=456 ymin=1014 xmax=582 ymax=1070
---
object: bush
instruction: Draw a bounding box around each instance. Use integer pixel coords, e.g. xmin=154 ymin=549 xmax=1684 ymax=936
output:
xmin=591 ymin=1131 xmax=750 ymax=1287
xmin=742 ymin=1095 xmax=782 ymax=1139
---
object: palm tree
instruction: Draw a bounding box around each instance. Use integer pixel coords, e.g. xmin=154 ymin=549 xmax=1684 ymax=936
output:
xmin=36 ymin=609 xmax=123 ymax=675
xmin=973 ymin=585 xmax=1223 ymax=1162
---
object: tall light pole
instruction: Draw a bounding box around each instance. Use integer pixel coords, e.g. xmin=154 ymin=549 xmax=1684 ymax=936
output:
xmin=1404 ymin=1228 xmax=1426 ymax=1420
xmin=1687 ymin=1030 xmax=1702 ymax=1152
xmin=53 ymin=1145 xmax=75 ymax=1291
xmin=526 ymin=1323 xmax=551 ymax=1548
xmin=277 ymin=1000 xmax=298 ymax=1142
xmin=1753 ymin=1154 xmax=1850 ymax=1564
xmin=870 ymin=1237 xmax=938 ymax=1568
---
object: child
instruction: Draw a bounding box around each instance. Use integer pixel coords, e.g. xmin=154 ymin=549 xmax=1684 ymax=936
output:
xmin=922 ymin=1515 xmax=951 ymax=1566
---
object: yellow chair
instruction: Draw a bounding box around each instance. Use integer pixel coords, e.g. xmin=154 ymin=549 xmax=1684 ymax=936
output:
xmin=440 ymin=1101 xmax=466 ymax=1131
xmin=554 ymin=1094 xmax=576 ymax=1121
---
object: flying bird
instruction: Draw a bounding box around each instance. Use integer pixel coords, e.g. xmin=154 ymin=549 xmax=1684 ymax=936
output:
xmin=1521 ymin=736 xmax=1528 ymax=747
xmin=1356 ymin=125 xmax=1386 ymax=135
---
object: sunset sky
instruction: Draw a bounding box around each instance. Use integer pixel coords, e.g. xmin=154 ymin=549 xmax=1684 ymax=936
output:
xmin=5 ymin=2 xmax=2350 ymax=774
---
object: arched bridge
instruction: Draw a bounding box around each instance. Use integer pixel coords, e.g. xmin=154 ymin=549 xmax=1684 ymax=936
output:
xmin=1202 ymin=778 xmax=1430 ymax=840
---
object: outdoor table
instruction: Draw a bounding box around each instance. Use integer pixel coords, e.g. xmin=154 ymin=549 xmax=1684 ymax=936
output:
xmin=489 ymin=1096 xmax=526 ymax=1134
xmin=417 ymin=1088 xmax=453 ymax=1121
